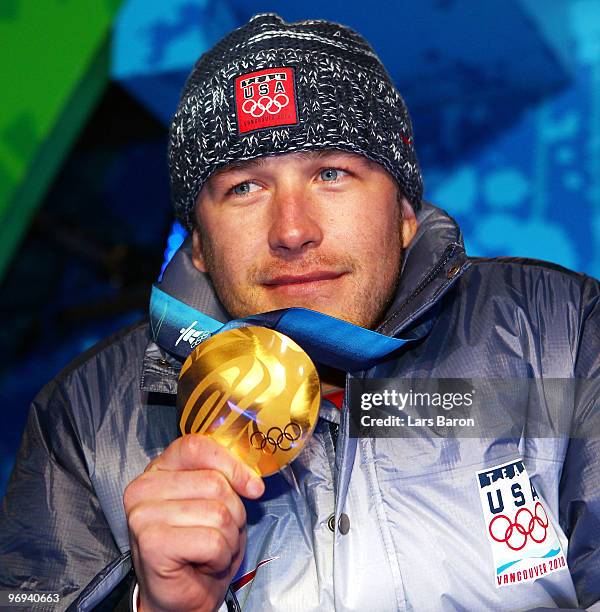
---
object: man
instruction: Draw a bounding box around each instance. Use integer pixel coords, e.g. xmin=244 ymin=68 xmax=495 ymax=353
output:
xmin=1 ymin=13 xmax=599 ymax=612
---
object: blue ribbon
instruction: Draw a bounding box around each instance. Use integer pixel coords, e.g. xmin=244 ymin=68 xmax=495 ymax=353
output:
xmin=150 ymin=284 xmax=409 ymax=372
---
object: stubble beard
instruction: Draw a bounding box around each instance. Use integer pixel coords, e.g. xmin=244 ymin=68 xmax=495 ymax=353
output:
xmin=198 ymin=222 xmax=404 ymax=331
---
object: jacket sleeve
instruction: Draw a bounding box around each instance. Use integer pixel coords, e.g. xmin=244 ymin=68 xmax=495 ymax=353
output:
xmin=559 ymin=277 xmax=600 ymax=609
xmin=0 ymin=378 xmax=121 ymax=611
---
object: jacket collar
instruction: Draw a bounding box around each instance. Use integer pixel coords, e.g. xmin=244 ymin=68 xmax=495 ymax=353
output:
xmin=140 ymin=202 xmax=470 ymax=393
xmin=377 ymin=201 xmax=469 ymax=337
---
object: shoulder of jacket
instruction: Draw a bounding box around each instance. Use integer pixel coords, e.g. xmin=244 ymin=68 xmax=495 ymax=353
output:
xmin=49 ymin=318 xmax=150 ymax=388
xmin=28 ymin=319 xmax=151 ymax=456
xmin=466 ymin=256 xmax=599 ymax=290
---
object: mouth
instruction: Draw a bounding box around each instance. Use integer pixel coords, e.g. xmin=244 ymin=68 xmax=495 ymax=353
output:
xmin=261 ymin=270 xmax=347 ymax=288
xmin=260 ymin=270 xmax=349 ymax=299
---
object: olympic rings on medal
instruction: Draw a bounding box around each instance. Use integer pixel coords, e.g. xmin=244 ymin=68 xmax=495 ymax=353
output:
xmin=488 ymin=502 xmax=549 ymax=551
xmin=242 ymin=94 xmax=290 ymax=117
xmin=250 ymin=422 xmax=303 ymax=454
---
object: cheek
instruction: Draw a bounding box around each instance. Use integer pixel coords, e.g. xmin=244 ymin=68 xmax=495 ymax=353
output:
xmin=208 ymin=206 xmax=266 ymax=247
xmin=214 ymin=246 xmax=249 ymax=280
xmin=204 ymin=222 xmax=262 ymax=280
xmin=356 ymin=211 xmax=402 ymax=283
xmin=349 ymin=208 xmax=401 ymax=254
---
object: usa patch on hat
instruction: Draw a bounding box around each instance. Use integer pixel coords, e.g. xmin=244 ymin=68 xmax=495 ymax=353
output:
xmin=235 ymin=67 xmax=299 ymax=134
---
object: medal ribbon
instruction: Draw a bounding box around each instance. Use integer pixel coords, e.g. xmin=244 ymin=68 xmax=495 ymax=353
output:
xmin=150 ymin=284 xmax=408 ymax=372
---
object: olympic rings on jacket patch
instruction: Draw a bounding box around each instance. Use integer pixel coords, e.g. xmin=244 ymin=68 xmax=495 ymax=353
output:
xmin=488 ymin=502 xmax=549 ymax=551
xmin=242 ymin=94 xmax=290 ymax=117
xmin=250 ymin=422 xmax=302 ymax=454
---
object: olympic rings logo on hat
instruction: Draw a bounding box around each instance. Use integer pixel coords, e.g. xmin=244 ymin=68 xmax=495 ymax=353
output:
xmin=488 ymin=502 xmax=549 ymax=551
xmin=250 ymin=422 xmax=302 ymax=454
xmin=242 ymin=94 xmax=290 ymax=118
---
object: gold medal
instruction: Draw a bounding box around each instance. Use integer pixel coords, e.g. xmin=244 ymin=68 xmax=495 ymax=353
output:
xmin=177 ymin=326 xmax=321 ymax=476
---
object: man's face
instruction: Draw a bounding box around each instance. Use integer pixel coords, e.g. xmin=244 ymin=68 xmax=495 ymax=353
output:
xmin=191 ymin=150 xmax=417 ymax=329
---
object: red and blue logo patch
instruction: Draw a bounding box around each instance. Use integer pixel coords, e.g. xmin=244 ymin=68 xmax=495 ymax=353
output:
xmin=234 ymin=67 xmax=299 ymax=134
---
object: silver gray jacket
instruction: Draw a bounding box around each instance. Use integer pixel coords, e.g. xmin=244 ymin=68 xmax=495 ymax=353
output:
xmin=1 ymin=203 xmax=599 ymax=611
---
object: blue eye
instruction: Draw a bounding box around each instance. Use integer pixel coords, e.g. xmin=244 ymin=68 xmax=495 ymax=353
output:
xmin=232 ymin=182 xmax=255 ymax=196
xmin=320 ymin=168 xmax=340 ymax=182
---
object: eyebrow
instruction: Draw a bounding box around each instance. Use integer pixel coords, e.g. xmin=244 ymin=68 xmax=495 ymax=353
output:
xmin=212 ymin=157 xmax=267 ymax=176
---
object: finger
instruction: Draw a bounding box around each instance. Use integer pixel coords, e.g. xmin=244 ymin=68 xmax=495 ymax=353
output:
xmin=151 ymin=435 xmax=264 ymax=499
xmin=124 ymin=469 xmax=247 ymax=528
xmin=139 ymin=524 xmax=236 ymax=574
xmin=129 ymin=499 xmax=242 ymax=553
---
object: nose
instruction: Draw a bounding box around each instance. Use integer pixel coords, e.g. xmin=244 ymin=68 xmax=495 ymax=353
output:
xmin=268 ymin=187 xmax=323 ymax=256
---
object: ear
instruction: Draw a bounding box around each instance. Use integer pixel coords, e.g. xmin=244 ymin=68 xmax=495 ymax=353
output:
xmin=191 ymin=227 xmax=208 ymax=273
xmin=400 ymin=197 xmax=418 ymax=249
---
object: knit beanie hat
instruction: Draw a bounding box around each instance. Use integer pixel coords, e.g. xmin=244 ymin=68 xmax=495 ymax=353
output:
xmin=169 ymin=13 xmax=423 ymax=231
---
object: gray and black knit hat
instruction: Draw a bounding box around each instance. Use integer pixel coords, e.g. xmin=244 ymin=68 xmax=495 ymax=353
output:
xmin=169 ymin=13 xmax=423 ymax=231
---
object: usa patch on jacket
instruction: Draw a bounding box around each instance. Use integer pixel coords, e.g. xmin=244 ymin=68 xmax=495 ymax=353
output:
xmin=476 ymin=459 xmax=567 ymax=588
